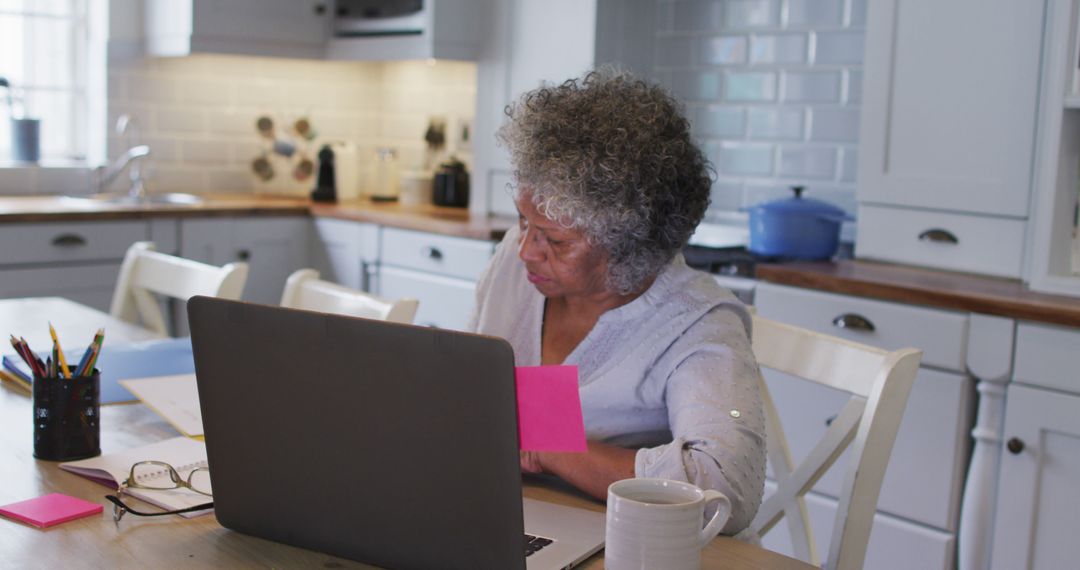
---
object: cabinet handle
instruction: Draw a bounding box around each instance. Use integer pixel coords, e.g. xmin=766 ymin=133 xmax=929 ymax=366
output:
xmin=1006 ymin=437 xmax=1025 ymax=455
xmin=824 ymin=414 xmax=837 ymax=427
xmin=422 ymin=246 xmax=443 ymax=261
xmin=423 ymin=322 xmax=439 ymax=328
xmin=832 ymin=313 xmax=875 ymax=332
xmin=236 ymin=249 xmax=251 ymax=261
xmin=918 ymin=228 xmax=959 ymax=244
xmin=313 ymin=3 xmax=326 ymax=15
xmin=50 ymin=233 xmax=88 ymax=248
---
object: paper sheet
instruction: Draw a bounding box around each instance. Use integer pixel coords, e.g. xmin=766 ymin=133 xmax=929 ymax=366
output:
xmin=120 ymin=374 xmax=203 ymax=437
xmin=515 ymin=365 xmax=588 ymax=453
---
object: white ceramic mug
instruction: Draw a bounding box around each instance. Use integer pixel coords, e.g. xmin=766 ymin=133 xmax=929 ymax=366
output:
xmin=605 ymin=478 xmax=732 ymax=570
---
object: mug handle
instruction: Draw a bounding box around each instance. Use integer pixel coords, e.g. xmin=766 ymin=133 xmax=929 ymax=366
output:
xmin=699 ymin=490 xmax=732 ymax=546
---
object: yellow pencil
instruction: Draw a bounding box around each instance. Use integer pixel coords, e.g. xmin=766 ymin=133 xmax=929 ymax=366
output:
xmin=48 ymin=322 xmax=71 ymax=379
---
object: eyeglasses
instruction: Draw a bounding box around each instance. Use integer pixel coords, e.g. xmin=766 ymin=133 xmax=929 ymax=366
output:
xmin=106 ymin=461 xmax=214 ymax=523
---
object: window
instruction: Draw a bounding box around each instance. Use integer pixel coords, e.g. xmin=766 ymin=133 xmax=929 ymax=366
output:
xmin=0 ymin=0 xmax=98 ymax=162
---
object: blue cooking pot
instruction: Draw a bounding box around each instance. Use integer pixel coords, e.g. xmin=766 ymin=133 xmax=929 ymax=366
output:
xmin=746 ymin=186 xmax=851 ymax=259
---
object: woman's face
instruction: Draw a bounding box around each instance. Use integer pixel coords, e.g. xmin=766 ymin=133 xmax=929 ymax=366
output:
xmin=515 ymin=192 xmax=611 ymax=300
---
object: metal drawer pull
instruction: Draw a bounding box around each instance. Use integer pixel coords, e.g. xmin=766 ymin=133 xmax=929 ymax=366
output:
xmin=832 ymin=313 xmax=876 ymax=332
xmin=422 ymin=246 xmax=443 ymax=261
xmin=236 ymin=249 xmax=251 ymax=261
xmin=918 ymin=228 xmax=959 ymax=244
xmin=50 ymin=233 xmax=88 ymax=247
xmin=1006 ymin=437 xmax=1025 ymax=455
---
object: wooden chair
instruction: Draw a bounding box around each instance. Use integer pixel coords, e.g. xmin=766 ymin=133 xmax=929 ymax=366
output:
xmin=750 ymin=315 xmax=923 ymax=570
xmin=279 ymin=269 xmax=419 ymax=324
xmin=109 ymin=242 xmax=249 ymax=336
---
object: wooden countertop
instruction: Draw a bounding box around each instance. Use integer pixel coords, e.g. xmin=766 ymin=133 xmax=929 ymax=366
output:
xmin=757 ymin=260 xmax=1080 ymax=327
xmin=0 ymin=194 xmax=516 ymax=241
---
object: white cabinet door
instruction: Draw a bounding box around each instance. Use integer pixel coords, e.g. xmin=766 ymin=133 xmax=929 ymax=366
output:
xmin=310 ymin=218 xmax=379 ymax=291
xmin=990 ymin=384 xmax=1080 ymax=570
xmin=0 ymin=264 xmax=122 ymax=313
xmin=181 ymin=216 xmax=310 ymax=305
xmin=147 ymin=0 xmax=329 ymax=58
xmin=378 ymin=265 xmax=477 ymax=331
xmin=857 ymin=0 xmax=1043 ymax=217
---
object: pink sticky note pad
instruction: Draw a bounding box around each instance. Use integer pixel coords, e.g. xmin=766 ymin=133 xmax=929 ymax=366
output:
xmin=0 ymin=493 xmax=103 ymax=528
xmin=516 ymin=365 xmax=588 ymax=453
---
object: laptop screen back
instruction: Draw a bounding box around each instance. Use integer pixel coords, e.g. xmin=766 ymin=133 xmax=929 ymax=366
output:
xmin=188 ymin=297 xmax=526 ymax=570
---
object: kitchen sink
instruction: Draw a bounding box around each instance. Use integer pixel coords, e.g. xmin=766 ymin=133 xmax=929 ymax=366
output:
xmin=62 ymin=192 xmax=205 ymax=206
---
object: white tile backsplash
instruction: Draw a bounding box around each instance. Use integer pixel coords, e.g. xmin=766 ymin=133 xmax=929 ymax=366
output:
xmin=750 ymin=34 xmax=808 ymax=64
xmin=657 ymin=0 xmax=863 ymax=221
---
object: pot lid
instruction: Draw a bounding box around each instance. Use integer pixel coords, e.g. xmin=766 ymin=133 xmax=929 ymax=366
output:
xmin=749 ymin=186 xmax=847 ymax=216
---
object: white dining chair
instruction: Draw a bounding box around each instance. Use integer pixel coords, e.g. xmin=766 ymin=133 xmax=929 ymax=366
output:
xmin=279 ymin=269 xmax=419 ymax=324
xmin=749 ymin=315 xmax=923 ymax=570
xmin=109 ymin=241 xmax=249 ymax=336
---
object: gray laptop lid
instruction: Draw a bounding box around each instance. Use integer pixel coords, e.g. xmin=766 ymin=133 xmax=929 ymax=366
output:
xmin=188 ymin=296 xmax=526 ymax=570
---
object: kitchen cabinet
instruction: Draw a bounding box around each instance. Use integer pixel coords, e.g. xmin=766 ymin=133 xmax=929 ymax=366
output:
xmin=309 ymin=217 xmax=379 ymax=292
xmin=1027 ymin=0 xmax=1080 ymax=297
xmin=854 ymin=0 xmax=1044 ymax=277
xmin=0 ymin=220 xmax=151 ymax=311
xmin=472 ymin=0 xmax=655 ymax=217
xmin=145 ymin=0 xmax=330 ymax=59
xmin=180 ymin=216 xmax=310 ymax=306
xmin=377 ymin=227 xmax=494 ymax=330
xmin=754 ymin=282 xmax=973 ymax=570
xmin=988 ymin=323 xmax=1080 ymax=569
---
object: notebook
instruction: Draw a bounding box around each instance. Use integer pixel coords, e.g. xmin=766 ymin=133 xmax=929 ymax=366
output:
xmin=1 ymin=337 xmax=196 ymax=404
xmin=59 ymin=437 xmax=212 ymax=517
xmin=187 ymin=296 xmax=605 ymax=570
xmin=119 ymin=374 xmax=203 ymax=438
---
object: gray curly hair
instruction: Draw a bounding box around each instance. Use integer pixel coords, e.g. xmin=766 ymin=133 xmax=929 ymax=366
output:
xmin=497 ymin=68 xmax=713 ymax=295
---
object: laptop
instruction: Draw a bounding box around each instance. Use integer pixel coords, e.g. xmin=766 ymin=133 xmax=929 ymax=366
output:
xmin=187 ymin=296 xmax=605 ymax=570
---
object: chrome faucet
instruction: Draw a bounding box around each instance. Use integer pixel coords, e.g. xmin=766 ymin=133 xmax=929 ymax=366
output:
xmin=93 ymin=114 xmax=150 ymax=198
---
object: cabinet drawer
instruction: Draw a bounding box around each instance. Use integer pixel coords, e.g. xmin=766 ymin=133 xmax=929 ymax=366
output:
xmin=763 ymin=366 xmax=972 ymax=530
xmin=855 ymin=204 xmax=1025 ymax=278
xmin=1014 ymin=322 xmax=1080 ymax=393
xmin=381 ymin=227 xmax=494 ymax=281
xmin=755 ymin=283 xmax=969 ymax=372
xmin=0 ymin=221 xmax=148 ymax=266
xmin=761 ymin=483 xmax=955 ymax=570
xmin=0 ymin=263 xmax=122 ymax=312
xmin=378 ymin=266 xmax=477 ymax=331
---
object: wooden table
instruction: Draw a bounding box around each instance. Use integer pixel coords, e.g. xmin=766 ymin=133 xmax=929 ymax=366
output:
xmin=1 ymin=297 xmax=161 ymax=350
xmin=0 ymin=298 xmax=813 ymax=569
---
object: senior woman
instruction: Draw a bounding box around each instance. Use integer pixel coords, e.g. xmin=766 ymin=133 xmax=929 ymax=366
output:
xmin=469 ymin=69 xmax=765 ymax=535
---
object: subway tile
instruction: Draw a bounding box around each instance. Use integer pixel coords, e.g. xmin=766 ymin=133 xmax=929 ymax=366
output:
xmin=750 ymin=34 xmax=808 ymax=64
xmin=157 ymin=107 xmax=207 ymax=134
xmin=803 ymin=185 xmax=857 ymax=215
xmin=724 ymin=71 xmax=777 ymax=101
xmin=708 ymin=180 xmax=745 ymax=211
xmin=142 ymin=136 xmax=182 ymax=163
xmin=846 ymin=69 xmax=863 ymax=103
xmin=673 ymin=0 xmax=724 ymax=32
xmin=787 ymin=0 xmax=843 ymax=28
xmin=743 ymin=183 xmax=792 ymax=208
xmin=717 ymin=143 xmax=774 ymax=176
xmin=107 ymin=72 xmax=128 ymax=102
xmin=724 ymin=0 xmax=779 ymax=29
xmin=179 ymin=77 xmax=235 ymax=106
xmin=207 ymin=168 xmax=253 ymax=192
xmin=782 ymin=70 xmax=841 ymax=102
xmin=839 ymin=147 xmax=858 ymax=182
xmin=128 ymin=74 xmax=181 ymax=104
xmin=108 ymin=102 xmax=156 ymax=133
xmin=700 ymin=36 xmax=748 ymax=65
xmin=150 ymin=165 xmax=206 ymax=193
xmin=657 ymin=36 xmax=697 ymax=66
xmin=748 ymin=108 xmax=805 ymax=140
xmin=779 ymin=146 xmax=837 ymax=179
xmin=35 ymin=167 xmax=88 ymax=195
xmin=180 ymin=139 xmax=232 ymax=165
xmin=695 ymin=106 xmax=746 ymax=138
xmin=849 ymin=0 xmax=868 ymax=27
xmin=809 ymin=108 xmax=860 ymax=142
xmin=234 ymin=141 xmax=265 ymax=166
xmin=207 ymin=109 xmax=258 ymax=136
xmin=814 ymin=31 xmax=865 ymax=65
xmin=662 ymin=70 xmax=722 ymax=101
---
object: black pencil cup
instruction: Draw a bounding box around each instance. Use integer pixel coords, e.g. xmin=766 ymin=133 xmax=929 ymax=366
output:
xmin=32 ymin=370 xmax=101 ymax=461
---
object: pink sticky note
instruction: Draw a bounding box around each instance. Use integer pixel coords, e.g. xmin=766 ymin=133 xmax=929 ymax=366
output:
xmin=0 ymin=493 xmax=103 ymax=528
xmin=516 ymin=365 xmax=588 ymax=452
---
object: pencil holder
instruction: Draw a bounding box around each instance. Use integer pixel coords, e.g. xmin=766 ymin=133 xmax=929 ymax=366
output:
xmin=32 ymin=370 xmax=100 ymax=461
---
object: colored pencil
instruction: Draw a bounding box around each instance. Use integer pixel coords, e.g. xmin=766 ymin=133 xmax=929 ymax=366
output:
xmin=48 ymin=323 xmax=71 ymax=378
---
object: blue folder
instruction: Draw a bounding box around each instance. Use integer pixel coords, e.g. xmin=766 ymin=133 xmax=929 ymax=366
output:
xmin=2 ymin=337 xmax=195 ymax=404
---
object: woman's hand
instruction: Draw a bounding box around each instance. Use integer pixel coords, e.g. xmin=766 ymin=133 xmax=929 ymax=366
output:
xmin=520 ymin=451 xmax=545 ymax=474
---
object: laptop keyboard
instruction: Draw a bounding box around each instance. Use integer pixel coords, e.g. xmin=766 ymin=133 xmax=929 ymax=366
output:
xmin=524 ymin=533 xmax=554 ymax=557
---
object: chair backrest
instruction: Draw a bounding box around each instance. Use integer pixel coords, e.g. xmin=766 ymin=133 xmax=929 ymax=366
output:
xmin=750 ymin=315 xmax=922 ymax=570
xmin=109 ymin=242 xmax=249 ymax=336
xmin=279 ymin=269 xmax=419 ymax=324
